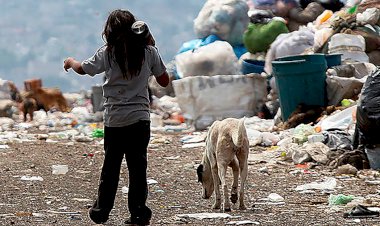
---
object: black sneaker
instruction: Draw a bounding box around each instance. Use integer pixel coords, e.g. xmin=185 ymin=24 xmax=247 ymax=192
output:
xmin=124 ymin=217 xmax=150 ymax=225
xmin=343 ymin=205 xmax=380 ymax=218
xmin=88 ymin=207 xmax=109 ymax=224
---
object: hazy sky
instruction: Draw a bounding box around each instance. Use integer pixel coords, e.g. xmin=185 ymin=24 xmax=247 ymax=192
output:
xmin=0 ymin=1 xmax=204 ymax=92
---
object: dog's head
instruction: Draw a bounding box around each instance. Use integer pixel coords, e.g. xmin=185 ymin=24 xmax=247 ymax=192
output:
xmin=196 ymin=163 xmax=214 ymax=199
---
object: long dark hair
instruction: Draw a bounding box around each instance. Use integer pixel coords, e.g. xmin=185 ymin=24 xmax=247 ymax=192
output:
xmin=102 ymin=9 xmax=148 ymax=79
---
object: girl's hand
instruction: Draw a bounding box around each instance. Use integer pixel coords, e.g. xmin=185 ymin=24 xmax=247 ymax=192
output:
xmin=63 ymin=57 xmax=74 ymax=72
xmin=63 ymin=57 xmax=86 ymax=75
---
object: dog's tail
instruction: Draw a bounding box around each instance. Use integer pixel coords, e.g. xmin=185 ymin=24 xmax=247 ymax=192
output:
xmin=232 ymin=117 xmax=246 ymax=148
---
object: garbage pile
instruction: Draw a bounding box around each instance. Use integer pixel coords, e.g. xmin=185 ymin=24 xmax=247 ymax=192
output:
xmin=151 ymin=0 xmax=380 ymax=172
xmin=0 ymin=0 xmax=380 ymax=175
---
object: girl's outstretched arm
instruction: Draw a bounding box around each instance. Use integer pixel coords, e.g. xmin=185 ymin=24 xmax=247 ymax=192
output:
xmin=64 ymin=57 xmax=86 ymax=75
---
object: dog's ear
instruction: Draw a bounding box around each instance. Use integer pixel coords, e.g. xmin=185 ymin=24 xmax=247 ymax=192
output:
xmin=196 ymin=164 xmax=203 ymax=183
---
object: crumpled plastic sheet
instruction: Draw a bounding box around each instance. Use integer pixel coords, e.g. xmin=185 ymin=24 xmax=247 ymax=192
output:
xmin=194 ymin=0 xmax=250 ymax=46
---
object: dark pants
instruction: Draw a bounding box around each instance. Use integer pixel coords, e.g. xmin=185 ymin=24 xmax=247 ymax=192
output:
xmin=91 ymin=120 xmax=151 ymax=221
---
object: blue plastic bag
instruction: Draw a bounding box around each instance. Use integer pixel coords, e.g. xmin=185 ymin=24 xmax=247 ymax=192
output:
xmin=178 ymin=35 xmax=220 ymax=54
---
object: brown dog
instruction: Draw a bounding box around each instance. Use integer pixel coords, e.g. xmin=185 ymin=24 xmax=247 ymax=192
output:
xmin=20 ymin=97 xmax=38 ymax=122
xmin=7 ymin=81 xmax=38 ymax=121
xmin=197 ymin=118 xmax=249 ymax=211
xmin=24 ymin=87 xmax=70 ymax=113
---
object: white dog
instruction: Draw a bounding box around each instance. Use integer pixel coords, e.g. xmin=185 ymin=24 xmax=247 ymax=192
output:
xmin=197 ymin=117 xmax=249 ymax=211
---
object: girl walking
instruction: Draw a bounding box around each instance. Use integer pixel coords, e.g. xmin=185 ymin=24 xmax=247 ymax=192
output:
xmin=64 ymin=9 xmax=169 ymax=225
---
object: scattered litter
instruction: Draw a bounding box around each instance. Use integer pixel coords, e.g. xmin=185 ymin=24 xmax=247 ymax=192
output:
xmin=32 ymin=213 xmax=45 ymax=217
xmin=59 ymin=206 xmax=69 ymax=211
xmin=74 ymin=135 xmax=93 ymax=142
xmin=122 ymin=186 xmax=129 ymax=194
xmin=170 ymin=205 xmax=184 ymax=209
xmin=365 ymin=180 xmax=380 ymax=185
xmin=15 ymin=211 xmax=33 ymax=217
xmin=147 ymin=179 xmax=158 ymax=185
xmin=258 ymin=167 xmax=268 ymax=173
xmin=335 ymin=164 xmax=358 ymax=176
xmin=0 ymin=203 xmax=14 ymax=206
xmin=176 ymin=212 xmax=238 ymax=220
xmin=91 ymin=128 xmax=104 ymax=138
xmin=295 ymin=177 xmax=336 ymax=192
xmin=150 ymin=137 xmax=170 ymax=144
xmin=328 ymin=194 xmax=355 ymax=206
xmin=182 ymin=142 xmax=206 ymax=149
xmin=72 ymin=198 xmax=92 ymax=202
xmin=180 ymin=134 xmax=206 ymax=144
xmin=163 ymin=156 xmax=180 ymax=160
xmin=51 ymin=165 xmax=69 ymax=175
xmin=69 ymin=215 xmax=82 ymax=220
xmin=227 ymin=220 xmax=260 ymax=225
xmin=20 ymin=176 xmax=43 ymax=181
xmin=248 ymin=151 xmax=279 ymax=164
xmin=164 ymin=125 xmax=188 ymax=132
xmin=0 ymin=213 xmax=14 ymax=218
xmin=0 ymin=144 xmax=9 ymax=149
xmin=45 ymin=139 xmax=58 ymax=143
xmin=267 ymin=193 xmax=285 ymax=202
xmin=46 ymin=210 xmax=81 ymax=215
xmin=75 ymin=170 xmax=91 ymax=174
xmin=308 ymin=134 xmax=325 ymax=143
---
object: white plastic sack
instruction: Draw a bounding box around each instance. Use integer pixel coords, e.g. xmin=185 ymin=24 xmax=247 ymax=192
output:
xmin=295 ymin=177 xmax=337 ymax=191
xmin=172 ymin=74 xmax=267 ymax=130
xmin=175 ymin=41 xmax=240 ymax=78
xmin=356 ymin=8 xmax=380 ymax=25
xmin=326 ymin=62 xmax=376 ymax=105
xmin=0 ymin=99 xmax=15 ymax=118
xmin=326 ymin=76 xmax=367 ymax=106
xmin=319 ymin=105 xmax=357 ymax=131
xmin=0 ymin=79 xmax=12 ymax=100
xmin=279 ymin=143 xmax=311 ymax=164
xmin=313 ymin=27 xmax=334 ymax=51
xmin=302 ymin=142 xmax=330 ymax=164
xmin=264 ymin=27 xmax=315 ymax=74
xmin=328 ymin=33 xmax=369 ymax=63
xmin=193 ymin=0 xmax=250 ymax=46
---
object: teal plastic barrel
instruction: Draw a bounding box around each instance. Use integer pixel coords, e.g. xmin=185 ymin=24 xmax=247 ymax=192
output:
xmin=272 ymin=54 xmax=327 ymax=121
xmin=325 ymin=53 xmax=342 ymax=68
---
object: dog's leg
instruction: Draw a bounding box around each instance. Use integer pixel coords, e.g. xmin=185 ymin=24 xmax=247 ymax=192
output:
xmin=29 ymin=109 xmax=34 ymax=121
xmin=23 ymin=111 xmax=27 ymax=122
xmin=211 ymin=166 xmax=221 ymax=210
xmin=217 ymin=162 xmax=231 ymax=212
xmin=237 ymin=154 xmax=248 ymax=210
xmin=230 ymin=157 xmax=239 ymax=204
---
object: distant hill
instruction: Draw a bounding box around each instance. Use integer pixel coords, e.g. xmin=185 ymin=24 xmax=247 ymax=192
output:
xmin=0 ymin=0 xmax=204 ymax=92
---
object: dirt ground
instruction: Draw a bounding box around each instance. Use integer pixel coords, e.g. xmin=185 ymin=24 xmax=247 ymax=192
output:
xmin=0 ymin=128 xmax=380 ymax=226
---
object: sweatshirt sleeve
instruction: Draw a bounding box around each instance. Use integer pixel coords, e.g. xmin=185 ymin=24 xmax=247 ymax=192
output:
xmin=81 ymin=46 xmax=106 ymax=76
xmin=149 ymin=46 xmax=167 ymax=78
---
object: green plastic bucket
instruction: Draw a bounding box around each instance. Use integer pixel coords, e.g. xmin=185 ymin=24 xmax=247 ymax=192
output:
xmin=272 ymin=54 xmax=327 ymax=121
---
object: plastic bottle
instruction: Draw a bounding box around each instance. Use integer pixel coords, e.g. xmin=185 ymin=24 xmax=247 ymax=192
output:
xmin=316 ymin=10 xmax=333 ymax=26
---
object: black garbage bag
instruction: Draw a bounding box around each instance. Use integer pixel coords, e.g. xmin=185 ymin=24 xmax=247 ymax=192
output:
xmin=248 ymin=9 xmax=274 ymax=24
xmin=356 ymin=67 xmax=380 ymax=145
xmin=299 ymin=0 xmax=344 ymax=11
xmin=323 ymin=129 xmax=353 ymax=151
